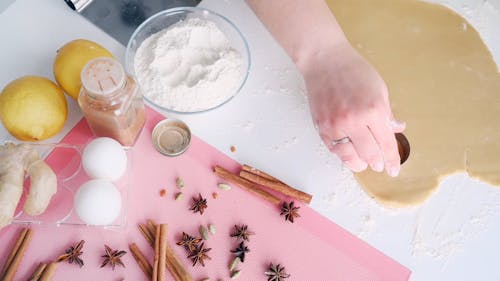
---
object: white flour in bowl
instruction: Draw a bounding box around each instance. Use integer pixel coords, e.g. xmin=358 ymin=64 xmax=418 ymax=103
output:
xmin=134 ymin=17 xmax=245 ymax=112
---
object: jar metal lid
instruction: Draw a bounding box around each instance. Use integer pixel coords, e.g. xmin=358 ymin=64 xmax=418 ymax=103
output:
xmin=151 ymin=119 xmax=191 ymax=156
xmin=81 ymin=57 xmax=126 ymax=96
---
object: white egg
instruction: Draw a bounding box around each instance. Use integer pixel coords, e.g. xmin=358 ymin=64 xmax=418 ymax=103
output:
xmin=74 ymin=179 xmax=122 ymax=225
xmin=82 ymin=137 xmax=127 ymax=181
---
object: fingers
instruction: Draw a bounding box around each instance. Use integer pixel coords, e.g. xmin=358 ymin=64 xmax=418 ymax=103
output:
xmin=336 ymin=144 xmax=368 ymax=172
xmin=319 ymin=132 xmax=368 ymax=172
xmin=318 ymin=114 xmax=406 ymax=177
xmin=347 ymin=126 xmax=385 ymax=172
xmin=314 ymin=89 xmax=405 ymax=176
xmin=369 ymin=118 xmax=401 ymax=177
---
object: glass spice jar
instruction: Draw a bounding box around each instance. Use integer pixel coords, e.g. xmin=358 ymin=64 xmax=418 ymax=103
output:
xmin=78 ymin=57 xmax=146 ymax=146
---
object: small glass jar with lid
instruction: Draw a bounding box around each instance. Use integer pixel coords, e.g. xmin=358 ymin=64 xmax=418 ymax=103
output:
xmin=78 ymin=57 xmax=146 ymax=146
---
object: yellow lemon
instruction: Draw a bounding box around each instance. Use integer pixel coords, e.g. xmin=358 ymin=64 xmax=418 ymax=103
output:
xmin=0 ymin=76 xmax=68 ymax=141
xmin=54 ymin=39 xmax=113 ymax=99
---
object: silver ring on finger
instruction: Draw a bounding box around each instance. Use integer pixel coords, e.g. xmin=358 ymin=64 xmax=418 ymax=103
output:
xmin=331 ymin=137 xmax=351 ymax=146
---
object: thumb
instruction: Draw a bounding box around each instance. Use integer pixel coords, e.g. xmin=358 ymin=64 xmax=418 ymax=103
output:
xmin=390 ymin=119 xmax=406 ymax=133
xmin=387 ymin=111 xmax=406 ymax=132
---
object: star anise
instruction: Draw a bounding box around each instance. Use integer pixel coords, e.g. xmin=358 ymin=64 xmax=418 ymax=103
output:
xmin=100 ymin=245 xmax=127 ymax=270
xmin=190 ymin=193 xmax=208 ymax=215
xmin=280 ymin=201 xmax=300 ymax=223
xmin=187 ymin=242 xmax=211 ymax=267
xmin=56 ymin=240 xmax=85 ymax=268
xmin=176 ymin=232 xmax=202 ymax=253
xmin=231 ymin=241 xmax=250 ymax=262
xmin=230 ymin=224 xmax=255 ymax=242
xmin=265 ymin=263 xmax=290 ymax=281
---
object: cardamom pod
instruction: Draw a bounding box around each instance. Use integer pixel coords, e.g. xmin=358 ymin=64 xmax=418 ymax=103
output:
xmin=176 ymin=177 xmax=184 ymax=189
xmin=199 ymin=225 xmax=209 ymax=240
xmin=175 ymin=177 xmax=184 ymax=189
xmin=208 ymin=224 xmax=216 ymax=235
xmin=175 ymin=192 xmax=183 ymax=201
xmin=229 ymin=257 xmax=241 ymax=271
xmin=218 ymin=183 xmax=231 ymax=190
xmin=230 ymin=269 xmax=241 ymax=280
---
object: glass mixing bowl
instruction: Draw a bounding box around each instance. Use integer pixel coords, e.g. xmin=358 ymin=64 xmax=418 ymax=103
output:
xmin=125 ymin=7 xmax=251 ymax=114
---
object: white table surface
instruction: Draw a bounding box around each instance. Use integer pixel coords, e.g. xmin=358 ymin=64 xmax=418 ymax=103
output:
xmin=1 ymin=1 xmax=500 ymax=280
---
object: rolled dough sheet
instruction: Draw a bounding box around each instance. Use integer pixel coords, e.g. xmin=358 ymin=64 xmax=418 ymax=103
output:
xmin=326 ymin=0 xmax=500 ymax=207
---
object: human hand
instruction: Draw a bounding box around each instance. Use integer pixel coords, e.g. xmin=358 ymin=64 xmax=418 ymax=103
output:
xmin=301 ymin=41 xmax=405 ymax=176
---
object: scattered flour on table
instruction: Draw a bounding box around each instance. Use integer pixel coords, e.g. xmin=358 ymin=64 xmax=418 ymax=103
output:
xmin=312 ymin=142 xmax=500 ymax=266
xmin=409 ymin=176 xmax=500 ymax=267
xmin=134 ymin=18 xmax=245 ymax=112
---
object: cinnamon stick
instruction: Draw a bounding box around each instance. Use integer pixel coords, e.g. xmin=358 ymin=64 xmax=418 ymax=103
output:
xmin=143 ymin=219 xmax=181 ymax=281
xmin=1 ymin=227 xmax=33 ymax=281
xmin=28 ymin=262 xmax=47 ymax=281
xmin=242 ymin=164 xmax=282 ymax=183
xmin=146 ymin=219 xmax=157 ymax=237
xmin=39 ymin=262 xmax=58 ymax=281
xmin=139 ymin=223 xmax=154 ymax=247
xmin=158 ymin=224 xmax=168 ymax=281
xmin=129 ymin=243 xmax=153 ymax=279
xmin=165 ymin=245 xmax=192 ymax=281
xmin=0 ymin=227 xmax=28 ymax=278
xmin=138 ymin=221 xmax=193 ymax=281
xmin=240 ymin=170 xmax=312 ymax=204
xmin=152 ymin=225 xmax=160 ymax=281
xmin=214 ymin=165 xmax=281 ymax=205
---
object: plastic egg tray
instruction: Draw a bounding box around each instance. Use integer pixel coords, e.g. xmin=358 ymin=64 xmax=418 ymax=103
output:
xmin=11 ymin=142 xmax=131 ymax=229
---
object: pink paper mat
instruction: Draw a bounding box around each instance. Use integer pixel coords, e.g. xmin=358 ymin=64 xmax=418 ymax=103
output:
xmin=0 ymin=107 xmax=411 ymax=280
